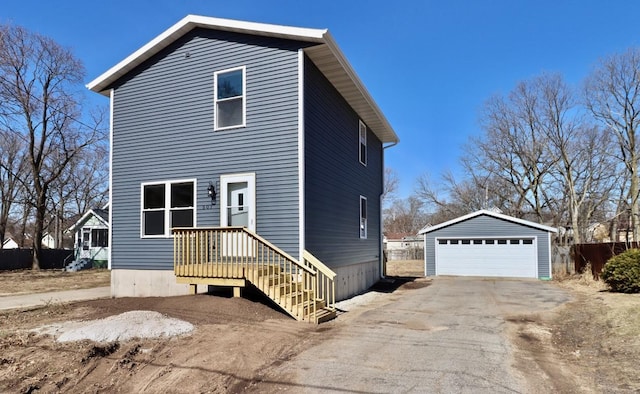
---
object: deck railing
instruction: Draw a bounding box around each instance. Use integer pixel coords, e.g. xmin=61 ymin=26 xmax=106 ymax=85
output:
xmin=173 ymin=227 xmax=336 ymax=322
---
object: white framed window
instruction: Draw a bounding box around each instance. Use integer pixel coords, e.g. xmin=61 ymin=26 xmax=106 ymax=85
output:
xmin=214 ymin=66 xmax=246 ymax=130
xmin=141 ymin=179 xmax=196 ymax=237
xmin=359 ymin=120 xmax=367 ymax=166
xmin=359 ymin=195 xmax=367 ymax=239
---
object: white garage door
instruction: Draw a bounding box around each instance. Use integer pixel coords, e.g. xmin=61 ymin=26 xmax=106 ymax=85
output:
xmin=435 ymin=238 xmax=537 ymax=278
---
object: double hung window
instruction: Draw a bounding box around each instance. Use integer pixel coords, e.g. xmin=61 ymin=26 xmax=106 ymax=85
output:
xmin=214 ymin=66 xmax=246 ymax=130
xmin=142 ymin=180 xmax=195 ymax=237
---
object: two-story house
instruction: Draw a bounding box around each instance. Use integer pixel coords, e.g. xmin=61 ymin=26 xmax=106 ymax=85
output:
xmin=88 ymin=15 xmax=399 ymax=322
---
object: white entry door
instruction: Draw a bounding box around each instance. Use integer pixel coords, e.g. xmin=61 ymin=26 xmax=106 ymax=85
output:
xmin=220 ymin=173 xmax=255 ymax=230
xmin=220 ymin=173 xmax=256 ymax=256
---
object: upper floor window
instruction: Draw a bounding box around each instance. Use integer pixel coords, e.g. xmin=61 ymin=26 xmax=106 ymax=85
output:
xmin=360 ymin=195 xmax=367 ymax=239
xmin=359 ymin=120 xmax=367 ymax=166
xmin=141 ymin=180 xmax=196 ymax=237
xmin=214 ymin=66 xmax=246 ymax=130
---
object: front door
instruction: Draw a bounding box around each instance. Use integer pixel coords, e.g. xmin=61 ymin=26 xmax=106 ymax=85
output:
xmin=220 ymin=173 xmax=255 ymax=230
xmin=220 ymin=173 xmax=256 ymax=256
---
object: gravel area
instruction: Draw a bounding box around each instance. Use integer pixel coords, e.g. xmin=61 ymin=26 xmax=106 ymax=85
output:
xmin=32 ymin=310 xmax=194 ymax=343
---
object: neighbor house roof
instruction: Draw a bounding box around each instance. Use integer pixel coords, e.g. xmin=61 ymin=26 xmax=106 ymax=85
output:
xmin=418 ymin=209 xmax=558 ymax=235
xmin=87 ymin=15 xmax=399 ymax=144
xmin=66 ymin=208 xmax=110 ymax=233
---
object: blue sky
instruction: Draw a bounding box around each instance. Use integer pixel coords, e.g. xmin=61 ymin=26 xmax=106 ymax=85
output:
xmin=3 ymin=1 xmax=640 ymax=198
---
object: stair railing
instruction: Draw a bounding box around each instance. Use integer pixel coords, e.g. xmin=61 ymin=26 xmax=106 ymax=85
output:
xmin=174 ymin=227 xmax=336 ymax=322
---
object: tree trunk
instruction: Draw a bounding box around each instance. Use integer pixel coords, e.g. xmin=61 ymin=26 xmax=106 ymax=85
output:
xmin=32 ymin=192 xmax=47 ymax=270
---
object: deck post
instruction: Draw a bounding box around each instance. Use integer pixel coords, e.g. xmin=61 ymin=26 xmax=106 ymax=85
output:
xmin=233 ymin=286 xmax=241 ymax=297
xmin=189 ymin=284 xmax=197 ymax=295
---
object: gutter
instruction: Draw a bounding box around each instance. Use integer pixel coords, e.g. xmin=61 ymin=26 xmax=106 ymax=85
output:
xmin=380 ymin=140 xmax=399 ymax=279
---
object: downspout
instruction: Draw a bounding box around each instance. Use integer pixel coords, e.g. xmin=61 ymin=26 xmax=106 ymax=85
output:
xmin=380 ymin=141 xmax=399 ymax=278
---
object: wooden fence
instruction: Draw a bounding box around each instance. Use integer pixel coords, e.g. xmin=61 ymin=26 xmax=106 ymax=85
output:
xmin=0 ymin=249 xmax=73 ymax=271
xmin=572 ymin=242 xmax=640 ymax=279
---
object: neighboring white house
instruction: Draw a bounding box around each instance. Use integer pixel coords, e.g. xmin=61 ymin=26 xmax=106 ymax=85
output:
xmin=66 ymin=206 xmax=110 ymax=268
xmin=1 ymin=237 xmax=19 ymax=249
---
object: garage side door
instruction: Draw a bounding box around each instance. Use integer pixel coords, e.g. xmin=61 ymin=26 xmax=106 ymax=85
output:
xmin=435 ymin=238 xmax=537 ymax=278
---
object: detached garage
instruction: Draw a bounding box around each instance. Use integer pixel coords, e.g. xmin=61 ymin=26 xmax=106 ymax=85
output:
xmin=419 ymin=210 xmax=557 ymax=279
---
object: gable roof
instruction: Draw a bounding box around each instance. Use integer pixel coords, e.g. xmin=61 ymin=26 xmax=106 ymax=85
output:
xmin=87 ymin=15 xmax=399 ymax=144
xmin=66 ymin=208 xmax=110 ymax=233
xmin=418 ymin=209 xmax=558 ymax=235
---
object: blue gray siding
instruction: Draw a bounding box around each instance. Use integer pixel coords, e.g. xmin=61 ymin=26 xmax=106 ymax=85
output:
xmin=111 ymin=29 xmax=309 ymax=270
xmin=424 ymin=215 xmax=551 ymax=278
xmin=304 ymin=56 xmax=383 ymax=269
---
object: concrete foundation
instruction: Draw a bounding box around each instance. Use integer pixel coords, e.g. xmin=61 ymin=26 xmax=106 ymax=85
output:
xmin=333 ymin=260 xmax=380 ymax=301
xmin=111 ymin=269 xmax=208 ymax=298
xmin=111 ymin=261 xmax=381 ymax=301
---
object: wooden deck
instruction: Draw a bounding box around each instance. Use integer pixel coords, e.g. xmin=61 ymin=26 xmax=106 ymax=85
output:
xmin=173 ymin=227 xmax=336 ymax=323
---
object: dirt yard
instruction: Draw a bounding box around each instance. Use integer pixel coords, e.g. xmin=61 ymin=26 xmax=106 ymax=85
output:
xmin=0 ymin=269 xmax=110 ymax=296
xmin=0 ymin=263 xmax=639 ymax=393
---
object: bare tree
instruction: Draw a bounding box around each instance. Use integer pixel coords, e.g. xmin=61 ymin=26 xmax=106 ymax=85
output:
xmin=468 ymin=77 xmax=558 ymax=221
xmin=382 ymin=167 xmax=399 ymax=206
xmin=383 ymin=196 xmax=427 ymax=235
xmin=0 ymin=129 xmax=27 ymax=248
xmin=0 ymin=24 xmax=104 ymax=268
xmin=585 ymin=47 xmax=640 ymax=241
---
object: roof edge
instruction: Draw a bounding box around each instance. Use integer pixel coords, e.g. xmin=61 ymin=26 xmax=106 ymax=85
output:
xmin=87 ymin=15 xmax=327 ymax=95
xmin=318 ymin=32 xmax=399 ymax=144
xmin=419 ymin=209 xmax=558 ymax=234
xmin=66 ymin=209 xmax=110 ymax=233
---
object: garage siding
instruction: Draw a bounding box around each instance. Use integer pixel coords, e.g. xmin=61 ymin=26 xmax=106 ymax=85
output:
xmin=425 ymin=215 xmax=551 ymax=278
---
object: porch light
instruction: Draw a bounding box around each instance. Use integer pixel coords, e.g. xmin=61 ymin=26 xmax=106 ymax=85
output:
xmin=207 ymin=182 xmax=216 ymax=205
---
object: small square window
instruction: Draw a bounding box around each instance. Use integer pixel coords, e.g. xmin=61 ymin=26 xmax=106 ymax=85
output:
xmin=497 ymin=239 xmax=507 ymax=245
xmin=473 ymin=239 xmax=482 ymax=245
xmin=523 ymin=239 xmax=533 ymax=245
xmin=510 ymin=239 xmax=520 ymax=245
xmin=485 ymin=240 xmax=495 ymax=245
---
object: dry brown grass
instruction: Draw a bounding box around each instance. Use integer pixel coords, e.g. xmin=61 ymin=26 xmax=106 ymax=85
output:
xmin=385 ymin=259 xmax=424 ymax=277
xmin=0 ymin=269 xmax=110 ymax=295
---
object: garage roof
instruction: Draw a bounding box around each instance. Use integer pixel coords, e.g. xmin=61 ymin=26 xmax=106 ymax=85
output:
xmin=86 ymin=14 xmax=399 ymax=144
xmin=418 ymin=210 xmax=558 ymax=234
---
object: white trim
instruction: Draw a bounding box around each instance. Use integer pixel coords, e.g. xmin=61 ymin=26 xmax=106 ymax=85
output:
xmin=214 ymin=65 xmax=246 ymax=131
xmin=297 ymin=49 xmax=305 ymax=260
xmin=220 ymin=173 xmax=256 ymax=231
xmin=140 ymin=178 xmax=198 ymax=238
xmin=547 ymin=232 xmax=553 ymax=279
xmin=67 ymin=209 xmax=109 ymax=233
xmin=85 ymin=15 xmax=398 ymax=145
xmin=418 ymin=209 xmax=557 ymax=234
xmin=108 ymin=89 xmax=114 ymax=270
xmin=359 ymin=120 xmax=367 ymax=166
xmin=359 ymin=195 xmax=368 ymax=239
xmin=86 ymin=15 xmax=325 ymax=94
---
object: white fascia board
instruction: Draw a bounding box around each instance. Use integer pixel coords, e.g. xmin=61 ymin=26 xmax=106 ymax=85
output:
xmin=66 ymin=209 xmax=109 ymax=233
xmin=418 ymin=209 xmax=558 ymax=234
xmin=86 ymin=15 xmax=326 ymax=95
xmin=315 ymin=33 xmax=399 ymax=144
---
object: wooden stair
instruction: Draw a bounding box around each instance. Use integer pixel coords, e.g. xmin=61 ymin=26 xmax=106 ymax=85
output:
xmin=174 ymin=227 xmax=337 ymax=324
xmin=250 ymin=265 xmax=336 ymax=324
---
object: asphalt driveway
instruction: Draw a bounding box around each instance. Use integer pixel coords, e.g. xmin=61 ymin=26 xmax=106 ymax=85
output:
xmin=256 ymin=276 xmax=570 ymax=393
